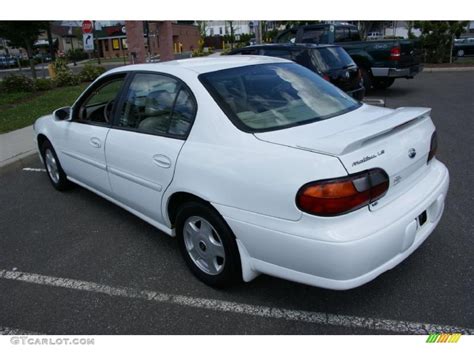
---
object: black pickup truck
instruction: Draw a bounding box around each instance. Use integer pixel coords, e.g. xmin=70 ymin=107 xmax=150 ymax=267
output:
xmin=275 ymin=23 xmax=423 ymax=90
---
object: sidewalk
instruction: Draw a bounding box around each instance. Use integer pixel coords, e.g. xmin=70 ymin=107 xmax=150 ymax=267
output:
xmin=0 ymin=125 xmax=36 ymax=168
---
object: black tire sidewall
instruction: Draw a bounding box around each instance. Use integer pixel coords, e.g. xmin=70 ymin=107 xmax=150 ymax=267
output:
xmin=41 ymin=140 xmax=71 ymax=191
xmin=175 ymin=201 xmax=242 ymax=287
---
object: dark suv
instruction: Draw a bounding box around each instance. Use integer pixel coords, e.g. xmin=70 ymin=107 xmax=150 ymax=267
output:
xmin=229 ymin=43 xmax=365 ymax=100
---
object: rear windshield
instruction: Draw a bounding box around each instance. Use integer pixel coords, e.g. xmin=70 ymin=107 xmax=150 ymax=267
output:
xmin=310 ymin=47 xmax=355 ymax=72
xmin=199 ymin=63 xmax=360 ymax=132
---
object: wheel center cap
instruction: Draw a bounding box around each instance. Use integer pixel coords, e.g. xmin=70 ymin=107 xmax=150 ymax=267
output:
xmin=198 ymin=241 xmax=207 ymax=252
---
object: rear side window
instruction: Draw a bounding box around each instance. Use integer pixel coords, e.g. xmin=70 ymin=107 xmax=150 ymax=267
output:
xmin=310 ymin=47 xmax=355 ymax=72
xmin=301 ymin=29 xmax=327 ymax=44
xmin=335 ymin=28 xmax=349 ymax=42
xmin=199 ymin=63 xmax=359 ymax=133
xmin=116 ymin=73 xmax=196 ymax=138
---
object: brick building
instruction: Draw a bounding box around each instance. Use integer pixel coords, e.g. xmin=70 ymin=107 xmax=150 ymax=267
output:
xmin=97 ymin=21 xmax=200 ymax=62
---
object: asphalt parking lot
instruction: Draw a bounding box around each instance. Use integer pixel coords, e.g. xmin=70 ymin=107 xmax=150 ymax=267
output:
xmin=0 ymin=71 xmax=473 ymax=335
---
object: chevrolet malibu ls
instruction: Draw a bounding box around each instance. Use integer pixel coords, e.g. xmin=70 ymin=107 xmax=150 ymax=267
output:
xmin=34 ymin=56 xmax=449 ymax=290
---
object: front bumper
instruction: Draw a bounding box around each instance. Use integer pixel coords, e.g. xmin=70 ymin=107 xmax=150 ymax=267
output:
xmin=218 ymin=159 xmax=449 ymax=290
xmin=371 ymin=64 xmax=423 ymax=78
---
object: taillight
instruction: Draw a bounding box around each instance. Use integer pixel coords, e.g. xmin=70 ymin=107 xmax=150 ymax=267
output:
xmin=427 ymin=131 xmax=438 ymax=163
xmin=323 ymin=73 xmax=330 ymax=81
xmin=390 ymin=46 xmax=401 ymax=61
xmin=296 ymin=168 xmax=389 ymax=216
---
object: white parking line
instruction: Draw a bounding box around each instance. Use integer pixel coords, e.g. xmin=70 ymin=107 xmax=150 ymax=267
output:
xmin=1 ymin=269 xmax=472 ymax=335
xmin=0 ymin=326 xmax=39 ymax=335
xmin=22 ymin=168 xmax=46 ymax=172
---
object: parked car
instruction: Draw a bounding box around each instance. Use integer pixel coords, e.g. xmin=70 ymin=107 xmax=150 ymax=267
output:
xmin=229 ymin=43 xmax=365 ymax=100
xmin=367 ymin=32 xmax=384 ymax=41
xmin=34 ymin=57 xmax=449 ymax=290
xmin=275 ymin=23 xmax=423 ymax=90
xmin=453 ymin=38 xmax=474 ymax=57
xmin=0 ymin=55 xmax=17 ymax=68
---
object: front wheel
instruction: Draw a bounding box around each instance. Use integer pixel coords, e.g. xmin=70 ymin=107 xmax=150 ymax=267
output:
xmin=372 ymin=77 xmax=395 ymax=90
xmin=176 ymin=201 xmax=242 ymax=287
xmin=360 ymin=68 xmax=373 ymax=91
xmin=41 ymin=140 xmax=72 ymax=191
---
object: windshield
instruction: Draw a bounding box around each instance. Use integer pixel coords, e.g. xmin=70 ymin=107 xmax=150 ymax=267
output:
xmin=310 ymin=47 xmax=356 ymax=72
xmin=199 ymin=63 xmax=360 ymax=132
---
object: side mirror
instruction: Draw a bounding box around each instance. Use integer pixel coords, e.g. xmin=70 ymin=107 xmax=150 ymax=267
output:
xmin=53 ymin=106 xmax=71 ymax=121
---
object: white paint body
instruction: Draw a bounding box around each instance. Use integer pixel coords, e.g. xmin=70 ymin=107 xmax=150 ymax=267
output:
xmin=34 ymin=56 xmax=449 ymax=290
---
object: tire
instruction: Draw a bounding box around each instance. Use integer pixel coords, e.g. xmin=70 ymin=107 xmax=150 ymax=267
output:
xmin=360 ymin=68 xmax=373 ymax=91
xmin=372 ymin=77 xmax=395 ymax=90
xmin=41 ymin=140 xmax=72 ymax=191
xmin=175 ymin=201 xmax=242 ymax=287
xmin=457 ymin=49 xmax=465 ymax=57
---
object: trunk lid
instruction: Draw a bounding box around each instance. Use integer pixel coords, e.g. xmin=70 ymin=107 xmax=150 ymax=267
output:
xmin=254 ymin=104 xmax=435 ymax=210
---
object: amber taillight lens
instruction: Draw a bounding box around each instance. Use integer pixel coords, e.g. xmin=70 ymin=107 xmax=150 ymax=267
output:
xmin=428 ymin=131 xmax=438 ymax=163
xmin=296 ymin=168 xmax=389 ymax=216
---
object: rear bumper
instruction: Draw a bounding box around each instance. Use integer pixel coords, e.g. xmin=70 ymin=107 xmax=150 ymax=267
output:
xmin=372 ymin=64 xmax=423 ymax=78
xmin=347 ymin=86 xmax=365 ymax=100
xmin=217 ymin=159 xmax=449 ymax=290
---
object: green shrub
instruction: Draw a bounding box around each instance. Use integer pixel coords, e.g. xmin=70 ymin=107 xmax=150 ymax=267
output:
xmin=66 ymin=48 xmax=89 ymax=62
xmin=79 ymin=64 xmax=106 ymax=82
xmin=54 ymin=70 xmax=80 ymax=87
xmin=0 ymin=74 xmax=35 ymax=92
xmin=34 ymin=78 xmax=54 ymax=91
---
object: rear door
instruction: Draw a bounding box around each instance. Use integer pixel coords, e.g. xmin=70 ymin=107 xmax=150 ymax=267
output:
xmin=105 ymin=72 xmax=196 ymax=224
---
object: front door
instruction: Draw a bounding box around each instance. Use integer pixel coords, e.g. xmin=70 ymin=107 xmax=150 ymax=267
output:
xmin=105 ymin=72 xmax=197 ymax=224
xmin=57 ymin=74 xmax=126 ymax=193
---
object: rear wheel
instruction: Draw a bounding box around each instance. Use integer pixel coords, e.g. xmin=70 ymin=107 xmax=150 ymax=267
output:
xmin=175 ymin=201 xmax=242 ymax=287
xmin=372 ymin=77 xmax=395 ymax=90
xmin=41 ymin=140 xmax=72 ymax=191
xmin=457 ymin=49 xmax=465 ymax=57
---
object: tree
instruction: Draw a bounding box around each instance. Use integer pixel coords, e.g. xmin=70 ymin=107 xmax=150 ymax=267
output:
xmin=414 ymin=21 xmax=468 ymax=63
xmin=0 ymin=21 xmax=48 ymax=79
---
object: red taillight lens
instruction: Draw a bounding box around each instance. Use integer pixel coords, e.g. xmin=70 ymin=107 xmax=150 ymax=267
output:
xmin=390 ymin=46 xmax=401 ymax=61
xmin=428 ymin=131 xmax=438 ymax=162
xmin=323 ymin=73 xmax=331 ymax=81
xmin=296 ymin=168 xmax=389 ymax=216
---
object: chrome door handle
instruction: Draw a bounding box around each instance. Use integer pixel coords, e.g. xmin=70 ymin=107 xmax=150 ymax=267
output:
xmin=152 ymin=154 xmax=172 ymax=169
xmin=90 ymin=137 xmax=101 ymax=148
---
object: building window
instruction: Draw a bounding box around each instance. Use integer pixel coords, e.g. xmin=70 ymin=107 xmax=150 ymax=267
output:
xmin=121 ymin=38 xmax=128 ymax=50
xmin=219 ymin=27 xmax=222 ymax=35
xmin=112 ymin=39 xmax=120 ymax=50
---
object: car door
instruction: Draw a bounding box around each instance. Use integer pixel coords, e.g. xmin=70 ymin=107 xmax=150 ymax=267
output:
xmin=105 ymin=72 xmax=197 ymax=224
xmin=56 ymin=73 xmax=127 ymax=193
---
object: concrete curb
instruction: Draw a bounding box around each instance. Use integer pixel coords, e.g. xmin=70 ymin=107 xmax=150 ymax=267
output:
xmin=423 ymin=67 xmax=474 ymax=72
xmin=0 ymin=151 xmax=38 ymax=176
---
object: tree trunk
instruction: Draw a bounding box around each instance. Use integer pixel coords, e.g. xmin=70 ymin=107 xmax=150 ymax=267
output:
xmin=24 ymin=41 xmax=36 ymax=79
xmin=46 ymin=22 xmax=56 ymax=61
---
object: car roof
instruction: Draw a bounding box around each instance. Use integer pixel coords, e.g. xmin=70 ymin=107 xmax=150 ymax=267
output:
xmin=107 ymin=56 xmax=291 ymax=76
xmin=233 ymin=43 xmax=338 ymax=51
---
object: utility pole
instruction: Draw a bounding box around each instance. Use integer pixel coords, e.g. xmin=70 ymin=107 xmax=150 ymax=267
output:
xmin=255 ymin=21 xmax=262 ymax=44
xmin=93 ymin=21 xmax=101 ymax=64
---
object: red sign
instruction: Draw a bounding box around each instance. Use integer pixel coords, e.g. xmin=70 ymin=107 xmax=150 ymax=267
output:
xmin=82 ymin=20 xmax=93 ymax=34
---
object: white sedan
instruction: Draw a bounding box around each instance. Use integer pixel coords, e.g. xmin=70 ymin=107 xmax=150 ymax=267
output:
xmin=34 ymin=56 xmax=449 ymax=289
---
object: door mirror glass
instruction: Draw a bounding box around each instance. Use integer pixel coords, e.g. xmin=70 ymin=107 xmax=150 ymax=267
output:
xmin=53 ymin=107 xmax=71 ymax=120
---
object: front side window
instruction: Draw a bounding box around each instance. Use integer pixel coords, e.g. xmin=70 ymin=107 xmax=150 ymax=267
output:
xmin=200 ymin=63 xmax=360 ymax=132
xmin=116 ymin=73 xmax=195 ymax=137
xmin=76 ymin=76 xmax=125 ymax=124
